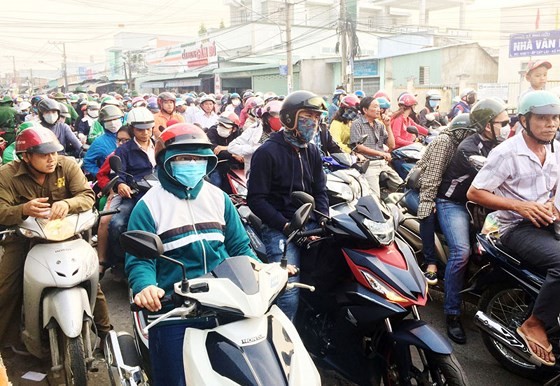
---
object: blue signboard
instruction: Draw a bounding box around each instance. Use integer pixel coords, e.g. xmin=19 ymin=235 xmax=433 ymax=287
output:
xmin=353 ymin=60 xmax=378 ymax=77
xmin=509 ymin=29 xmax=560 ymax=58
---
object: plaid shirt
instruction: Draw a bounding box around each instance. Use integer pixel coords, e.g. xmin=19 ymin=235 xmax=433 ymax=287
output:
xmin=350 ymin=115 xmax=388 ymax=160
xmin=411 ymin=127 xmax=474 ymax=219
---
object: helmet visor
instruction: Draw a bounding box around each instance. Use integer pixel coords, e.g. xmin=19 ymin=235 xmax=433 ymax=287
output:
xmin=530 ymin=104 xmax=560 ymax=115
xmin=303 ymin=96 xmax=328 ymax=112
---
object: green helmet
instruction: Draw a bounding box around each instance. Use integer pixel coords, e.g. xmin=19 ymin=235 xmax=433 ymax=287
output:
xmin=0 ymin=96 xmax=13 ymax=105
xmin=518 ymin=91 xmax=560 ymax=116
xmin=469 ymin=98 xmax=507 ymax=132
xmin=449 ymin=113 xmax=472 ymax=131
xmin=99 ymin=105 xmax=124 ymax=123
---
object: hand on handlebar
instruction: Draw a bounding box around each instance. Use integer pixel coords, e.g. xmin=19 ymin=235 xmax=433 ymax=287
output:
xmin=22 ymin=197 xmax=51 ymax=219
xmin=117 ymin=183 xmax=133 ymax=199
xmin=134 ymin=285 xmax=165 ymax=312
xmin=49 ymin=200 xmax=69 ymax=220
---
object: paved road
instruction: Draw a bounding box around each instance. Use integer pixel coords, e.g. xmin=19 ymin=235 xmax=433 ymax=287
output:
xmin=2 ymin=272 xmax=543 ymax=385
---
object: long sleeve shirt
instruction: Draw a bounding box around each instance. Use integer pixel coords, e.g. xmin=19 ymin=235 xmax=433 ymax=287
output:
xmin=390 ymin=114 xmax=429 ymax=149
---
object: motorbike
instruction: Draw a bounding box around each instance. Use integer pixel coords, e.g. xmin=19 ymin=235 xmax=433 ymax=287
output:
xmin=323 ymin=152 xmax=370 ymax=206
xmin=472 ymin=231 xmax=560 ymax=384
xmin=104 ymin=204 xmax=322 ymax=385
xmin=287 ymin=191 xmax=468 ymax=385
xmin=0 ymin=211 xmax=102 ymax=385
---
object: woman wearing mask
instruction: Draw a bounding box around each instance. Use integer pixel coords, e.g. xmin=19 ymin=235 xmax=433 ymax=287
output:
xmin=418 ymin=90 xmax=448 ymax=129
xmin=206 ymin=111 xmax=243 ymax=192
xmin=390 ymin=93 xmax=429 ymax=149
xmin=82 ymin=105 xmax=125 ymax=178
xmin=37 ymin=98 xmax=83 ymax=156
xmin=329 ymin=94 xmax=360 ymax=153
xmin=77 ymin=101 xmax=104 ymax=144
xmin=228 ymin=99 xmax=283 ymax=177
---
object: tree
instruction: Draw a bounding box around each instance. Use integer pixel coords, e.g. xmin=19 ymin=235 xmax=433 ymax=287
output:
xmin=199 ymin=23 xmax=207 ymax=36
xmin=219 ymin=20 xmax=225 ymax=29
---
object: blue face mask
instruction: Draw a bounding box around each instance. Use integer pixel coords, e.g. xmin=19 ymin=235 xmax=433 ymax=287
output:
xmin=170 ymin=159 xmax=208 ymax=189
xmin=429 ymin=100 xmax=439 ymax=109
xmin=296 ymin=116 xmax=318 ymax=143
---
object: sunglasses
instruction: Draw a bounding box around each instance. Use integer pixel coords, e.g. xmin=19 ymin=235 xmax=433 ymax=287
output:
xmin=492 ymin=120 xmax=509 ymax=127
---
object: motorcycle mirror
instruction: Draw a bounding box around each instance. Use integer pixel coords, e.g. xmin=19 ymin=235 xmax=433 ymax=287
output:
xmin=120 ymin=231 xmax=163 ymax=259
xmin=109 ymin=155 xmax=123 ymax=173
xmin=101 ymin=176 xmax=120 ymax=197
xmin=286 ymin=203 xmax=313 ymax=234
xmin=291 ymin=191 xmax=315 ymax=211
xmin=358 ymin=134 xmax=368 ymax=145
xmin=406 ymin=126 xmax=419 ymax=136
xmin=406 ymin=169 xmax=421 ymax=190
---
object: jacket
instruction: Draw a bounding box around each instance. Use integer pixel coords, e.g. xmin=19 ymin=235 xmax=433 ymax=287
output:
xmin=247 ymin=131 xmax=329 ymax=231
xmin=390 ymin=114 xmax=429 ymax=149
xmin=114 ymin=139 xmax=155 ymax=189
xmin=82 ymin=130 xmax=117 ymax=176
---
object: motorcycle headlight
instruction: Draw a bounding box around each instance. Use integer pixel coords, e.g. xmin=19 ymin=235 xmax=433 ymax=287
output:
xmin=362 ymin=271 xmax=408 ymax=303
xmin=363 ymin=218 xmax=394 ymax=245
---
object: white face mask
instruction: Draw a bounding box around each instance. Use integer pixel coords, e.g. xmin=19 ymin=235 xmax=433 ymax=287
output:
xmin=217 ymin=126 xmax=232 ymax=138
xmin=43 ymin=112 xmax=58 ymax=124
xmin=231 ymin=99 xmax=240 ymax=107
xmin=498 ymin=124 xmax=511 ymax=142
xmin=88 ymin=110 xmax=99 ymax=118
xmin=105 ymin=119 xmax=123 ymax=133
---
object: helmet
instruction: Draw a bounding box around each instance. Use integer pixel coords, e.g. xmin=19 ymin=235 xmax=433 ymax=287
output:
xmin=53 ymin=92 xmax=67 ymax=101
xmin=37 ymin=98 xmax=61 ymax=114
xmin=58 ymin=103 xmax=70 ymax=118
xmin=242 ymin=91 xmax=254 ymax=101
xmin=155 ymin=123 xmax=213 ymax=160
xmin=398 ymin=93 xmax=418 ymax=108
xmin=200 ymin=95 xmax=216 ymax=104
xmin=99 ymin=105 xmax=124 ymax=123
xmin=86 ymin=101 xmax=100 ymax=110
xmin=426 ymin=90 xmax=442 ymax=101
xmin=131 ymin=96 xmax=147 ymax=107
xmin=261 ymin=100 xmax=282 ymax=116
xmin=101 ymin=96 xmax=119 ymax=107
xmin=229 ymin=92 xmax=240 ymax=101
xmin=31 ymin=95 xmax=43 ymax=106
xmin=263 ymin=91 xmax=278 ymax=104
xmin=157 ymin=92 xmax=176 ymax=110
xmin=354 ymin=90 xmax=366 ymax=98
xmin=333 ymin=89 xmax=347 ymax=96
xmin=147 ymin=102 xmax=159 ymax=113
xmin=255 ymin=91 xmax=264 ymax=98
xmin=373 ymin=91 xmax=391 ymax=102
xmin=217 ymin=111 xmax=240 ymax=130
xmin=470 ymin=98 xmax=507 ymax=132
xmin=376 ymin=97 xmax=391 ymax=110
xmin=127 ymin=107 xmax=155 ymax=129
xmin=340 ymin=95 xmax=360 ymax=109
xmin=15 ymin=125 xmax=64 ymax=154
xmin=175 ymin=98 xmax=186 ymax=106
xmin=518 ymin=91 xmax=560 ymax=116
xmin=244 ymin=96 xmax=264 ymax=111
xmin=0 ymin=96 xmax=14 ymax=105
xmin=448 ymin=113 xmax=472 ymax=131
xmin=460 ymin=88 xmax=476 ymax=99
xmin=19 ymin=101 xmax=31 ymax=111
xmin=280 ymin=90 xmax=327 ymax=130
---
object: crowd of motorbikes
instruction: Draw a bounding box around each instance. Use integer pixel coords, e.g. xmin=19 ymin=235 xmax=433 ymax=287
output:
xmin=3 ymin=121 xmax=560 ymax=386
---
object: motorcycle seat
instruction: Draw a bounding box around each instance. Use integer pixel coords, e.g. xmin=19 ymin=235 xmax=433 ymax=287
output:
xmin=489 ymin=237 xmax=521 ymax=266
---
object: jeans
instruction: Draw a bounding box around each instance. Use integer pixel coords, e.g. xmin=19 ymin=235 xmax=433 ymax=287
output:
xmin=403 ymin=189 xmax=437 ymax=267
xmin=436 ymin=198 xmax=471 ymax=316
xmin=501 ymin=222 xmax=560 ymax=329
xmin=260 ymin=223 xmax=310 ymax=321
xmin=108 ymin=197 xmax=137 ymax=264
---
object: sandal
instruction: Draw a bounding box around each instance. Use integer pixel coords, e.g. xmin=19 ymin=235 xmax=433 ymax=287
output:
xmin=516 ymin=327 xmax=555 ymax=366
xmin=99 ymin=261 xmax=111 ymax=281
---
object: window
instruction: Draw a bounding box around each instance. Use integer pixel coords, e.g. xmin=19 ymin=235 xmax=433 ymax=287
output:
xmin=419 ymin=66 xmax=430 ymax=85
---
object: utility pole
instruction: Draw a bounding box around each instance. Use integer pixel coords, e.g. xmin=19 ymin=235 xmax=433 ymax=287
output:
xmin=49 ymin=41 xmax=69 ymax=91
xmin=11 ymin=56 xmax=16 ymax=86
xmin=340 ymin=0 xmax=347 ymax=91
xmin=29 ymin=68 xmax=34 ymax=96
xmin=286 ymin=0 xmax=293 ymax=94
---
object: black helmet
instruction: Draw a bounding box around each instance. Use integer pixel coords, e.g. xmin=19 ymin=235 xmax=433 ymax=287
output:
xmin=469 ymin=98 xmax=506 ymax=133
xmin=280 ymin=90 xmax=327 ymax=130
xmin=37 ymin=98 xmax=61 ymax=114
xmin=99 ymin=105 xmax=124 ymax=123
xmin=449 ymin=113 xmax=472 ymax=131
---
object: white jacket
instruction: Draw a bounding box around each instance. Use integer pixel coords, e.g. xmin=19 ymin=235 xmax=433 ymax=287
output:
xmin=227 ymin=121 xmax=264 ymax=177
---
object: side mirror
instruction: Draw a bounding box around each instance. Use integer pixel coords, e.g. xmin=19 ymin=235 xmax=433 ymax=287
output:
xmin=406 ymin=126 xmax=419 ymax=136
xmin=285 ymin=203 xmax=312 ymax=235
xmin=109 ymin=155 xmax=123 ymax=173
xmin=406 ymin=169 xmax=421 ymax=190
xmin=120 ymin=231 xmax=164 ymax=259
xmin=291 ymin=191 xmax=315 ymax=211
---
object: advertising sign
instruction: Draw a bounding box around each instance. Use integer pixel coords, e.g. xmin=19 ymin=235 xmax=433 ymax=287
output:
xmin=509 ymin=29 xmax=560 ymax=58
xmin=146 ymin=41 xmax=218 ymax=73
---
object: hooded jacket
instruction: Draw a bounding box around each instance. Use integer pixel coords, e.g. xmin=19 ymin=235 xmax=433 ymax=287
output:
xmin=247 ymin=131 xmax=329 ymax=231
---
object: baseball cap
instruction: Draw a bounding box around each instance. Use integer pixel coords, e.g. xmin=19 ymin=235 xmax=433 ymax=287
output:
xmin=526 ymin=59 xmax=552 ymax=74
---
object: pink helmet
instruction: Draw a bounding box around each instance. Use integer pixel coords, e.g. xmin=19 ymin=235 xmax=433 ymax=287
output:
xmin=373 ymin=90 xmax=391 ymax=102
xmin=398 ymin=93 xmax=418 ymax=108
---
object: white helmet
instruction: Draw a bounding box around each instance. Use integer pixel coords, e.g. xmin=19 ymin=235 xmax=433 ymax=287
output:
xmin=127 ymin=107 xmax=155 ymax=129
xmin=199 ymin=95 xmax=216 ymax=104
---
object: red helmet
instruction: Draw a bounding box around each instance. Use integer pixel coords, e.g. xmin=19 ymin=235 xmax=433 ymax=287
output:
xmin=340 ymin=95 xmax=360 ymax=109
xmin=398 ymin=93 xmax=418 ymax=108
xmin=15 ymin=125 xmax=63 ymax=154
xmin=155 ymin=123 xmax=212 ymax=160
xmin=373 ymin=91 xmax=391 ymax=102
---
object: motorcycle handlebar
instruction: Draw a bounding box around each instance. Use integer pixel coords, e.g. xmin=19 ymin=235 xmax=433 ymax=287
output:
xmin=130 ymin=294 xmax=184 ymax=312
xmin=298 ymin=228 xmax=324 ymax=238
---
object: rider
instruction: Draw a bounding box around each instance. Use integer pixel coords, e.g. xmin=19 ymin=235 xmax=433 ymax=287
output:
xmin=0 ymin=96 xmax=17 ymax=145
xmin=327 ymin=88 xmax=347 ymax=124
xmin=467 ymin=90 xmax=560 ymax=366
xmin=417 ymin=90 xmax=448 ymax=129
xmin=390 ymin=93 xmax=429 ymax=149
xmin=37 ymin=98 xmax=83 ymax=156
xmin=448 ymin=88 xmax=477 ymax=120
xmin=126 ymin=123 xmax=258 ymax=385
xmin=329 ymin=94 xmax=360 ymax=153
xmin=153 ymin=92 xmax=185 ymax=138
xmin=82 ymin=105 xmax=125 ymax=178
xmin=0 ymin=125 xmax=111 ymax=350
xmin=192 ymin=95 xmax=218 ymax=130
xmin=437 ymin=98 xmax=508 ymax=344
xmin=247 ymin=90 xmax=329 ymax=320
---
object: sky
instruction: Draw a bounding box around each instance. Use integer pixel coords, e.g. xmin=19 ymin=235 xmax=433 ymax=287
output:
xmin=0 ymin=0 xmax=556 ymax=78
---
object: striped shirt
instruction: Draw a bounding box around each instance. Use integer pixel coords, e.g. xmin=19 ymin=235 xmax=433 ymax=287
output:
xmin=349 ymin=115 xmax=388 ymax=160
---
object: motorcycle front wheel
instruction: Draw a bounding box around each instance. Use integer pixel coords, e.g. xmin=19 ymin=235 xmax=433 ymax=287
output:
xmin=61 ymin=334 xmax=88 ymax=386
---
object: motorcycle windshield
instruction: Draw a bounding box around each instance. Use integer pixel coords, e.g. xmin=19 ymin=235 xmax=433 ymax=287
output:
xmin=18 ymin=211 xmax=96 ymax=241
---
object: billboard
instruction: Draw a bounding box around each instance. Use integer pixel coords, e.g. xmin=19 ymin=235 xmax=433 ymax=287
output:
xmin=509 ymin=29 xmax=560 ymax=58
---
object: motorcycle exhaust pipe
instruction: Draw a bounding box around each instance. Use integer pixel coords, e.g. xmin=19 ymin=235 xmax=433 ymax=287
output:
xmin=474 ymin=311 xmax=542 ymax=367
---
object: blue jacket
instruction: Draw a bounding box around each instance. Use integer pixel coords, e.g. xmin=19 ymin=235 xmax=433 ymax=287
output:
xmin=114 ymin=139 xmax=154 ymax=189
xmin=82 ymin=130 xmax=117 ymax=176
xmin=247 ymin=131 xmax=329 ymax=231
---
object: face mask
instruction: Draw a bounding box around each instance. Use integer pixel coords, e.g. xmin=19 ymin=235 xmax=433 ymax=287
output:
xmin=231 ymin=99 xmax=240 ymax=106
xmin=217 ymin=126 xmax=232 ymax=138
xmin=170 ymin=159 xmax=208 ymax=189
xmin=127 ymin=103 xmax=132 ymax=109
xmin=105 ymin=119 xmax=123 ymax=133
xmin=88 ymin=110 xmax=99 ymax=118
xmin=296 ymin=116 xmax=318 ymax=143
xmin=43 ymin=112 xmax=58 ymax=124
xmin=268 ymin=116 xmax=282 ymax=132
xmin=342 ymin=108 xmax=358 ymax=121
xmin=498 ymin=124 xmax=511 ymax=142
xmin=428 ymin=100 xmax=439 ymax=109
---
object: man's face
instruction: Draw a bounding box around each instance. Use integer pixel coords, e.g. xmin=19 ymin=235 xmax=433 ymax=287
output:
xmin=201 ymin=101 xmax=214 ymax=114
xmin=526 ymin=67 xmax=548 ymax=90
xmin=162 ymin=100 xmax=175 ymax=114
xmin=485 ymin=111 xmax=510 ymax=141
xmin=176 ymin=105 xmax=186 ymax=113
xmin=363 ymin=100 xmax=380 ymax=121
xmin=522 ymin=113 xmax=560 ymax=142
xmin=133 ymin=127 xmax=152 ymax=143
xmin=24 ymin=152 xmax=58 ymax=174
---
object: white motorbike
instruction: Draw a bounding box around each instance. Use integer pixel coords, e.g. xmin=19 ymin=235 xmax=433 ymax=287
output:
xmin=104 ymin=204 xmax=322 ymax=386
xmin=0 ymin=210 xmax=100 ymax=385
